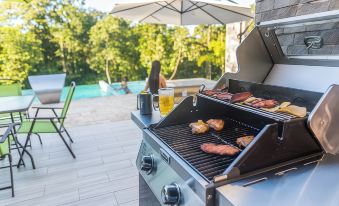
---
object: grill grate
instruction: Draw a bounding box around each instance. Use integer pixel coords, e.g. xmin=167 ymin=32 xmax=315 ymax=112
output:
xmin=199 ymin=93 xmax=297 ymax=121
xmin=151 ymin=118 xmax=260 ymax=182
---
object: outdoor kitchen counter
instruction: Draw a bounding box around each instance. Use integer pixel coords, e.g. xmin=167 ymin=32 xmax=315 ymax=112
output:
xmin=217 ymin=153 xmax=339 ymax=206
xmin=131 ymin=110 xmax=161 ymax=129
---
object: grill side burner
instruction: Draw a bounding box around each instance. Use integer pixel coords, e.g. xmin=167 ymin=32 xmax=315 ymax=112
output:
xmin=152 ymin=94 xmax=323 ymax=183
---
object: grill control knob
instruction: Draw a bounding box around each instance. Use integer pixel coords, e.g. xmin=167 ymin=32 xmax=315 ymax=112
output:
xmin=161 ymin=183 xmax=180 ymax=205
xmin=140 ymin=155 xmax=154 ymax=174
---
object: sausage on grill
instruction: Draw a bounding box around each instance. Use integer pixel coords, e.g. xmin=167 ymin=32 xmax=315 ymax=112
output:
xmin=216 ymin=92 xmax=232 ymax=101
xmin=201 ymin=143 xmax=240 ymax=156
xmin=230 ymin=92 xmax=252 ymax=103
xmin=203 ymin=90 xmax=220 ymax=96
xmin=251 ymin=99 xmax=278 ymax=109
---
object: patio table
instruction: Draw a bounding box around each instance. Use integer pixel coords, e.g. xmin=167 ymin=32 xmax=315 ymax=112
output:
xmin=0 ymin=95 xmax=35 ymax=114
xmin=0 ymin=95 xmax=36 ymax=169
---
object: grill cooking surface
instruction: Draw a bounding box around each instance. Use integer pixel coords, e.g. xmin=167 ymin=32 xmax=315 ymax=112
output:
xmin=151 ymin=118 xmax=260 ymax=182
xmin=200 ymin=93 xmax=297 ymax=121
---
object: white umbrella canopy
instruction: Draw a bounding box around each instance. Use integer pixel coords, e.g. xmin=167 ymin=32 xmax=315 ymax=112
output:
xmin=3 ymin=0 xmax=31 ymax=2
xmin=111 ymin=0 xmax=253 ymax=25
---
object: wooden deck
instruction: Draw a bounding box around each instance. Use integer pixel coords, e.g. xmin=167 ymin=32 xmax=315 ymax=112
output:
xmin=0 ymin=120 xmax=141 ymax=206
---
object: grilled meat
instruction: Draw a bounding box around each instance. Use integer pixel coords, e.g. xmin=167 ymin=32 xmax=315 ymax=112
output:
xmin=250 ymin=98 xmax=264 ymax=105
xmin=216 ymin=92 xmax=232 ymax=101
xmin=230 ymin=92 xmax=252 ymax=103
xmin=236 ymin=136 xmax=254 ymax=148
xmin=201 ymin=143 xmax=240 ymax=156
xmin=207 ymin=119 xmax=224 ymax=131
xmin=203 ymin=90 xmax=220 ymax=96
xmin=189 ymin=120 xmax=209 ymax=134
xmin=251 ymin=99 xmax=278 ymax=109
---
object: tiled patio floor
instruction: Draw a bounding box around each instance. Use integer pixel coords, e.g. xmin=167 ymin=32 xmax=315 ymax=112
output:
xmin=0 ymin=118 xmax=142 ymax=206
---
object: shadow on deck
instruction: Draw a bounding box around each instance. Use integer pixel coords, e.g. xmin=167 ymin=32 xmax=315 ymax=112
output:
xmin=0 ymin=114 xmax=141 ymax=206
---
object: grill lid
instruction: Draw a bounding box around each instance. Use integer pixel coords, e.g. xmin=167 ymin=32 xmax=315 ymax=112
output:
xmin=308 ymin=84 xmax=339 ymax=155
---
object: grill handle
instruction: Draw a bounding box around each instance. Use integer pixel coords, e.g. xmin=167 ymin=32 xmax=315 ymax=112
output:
xmin=199 ymin=84 xmax=206 ymax=93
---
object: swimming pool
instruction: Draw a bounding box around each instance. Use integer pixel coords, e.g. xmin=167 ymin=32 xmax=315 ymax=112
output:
xmin=22 ymin=81 xmax=146 ymax=102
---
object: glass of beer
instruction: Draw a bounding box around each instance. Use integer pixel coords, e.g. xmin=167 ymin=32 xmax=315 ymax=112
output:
xmin=153 ymin=88 xmax=174 ymax=116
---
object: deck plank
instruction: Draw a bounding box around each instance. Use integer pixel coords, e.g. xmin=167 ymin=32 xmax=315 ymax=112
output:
xmin=0 ymin=120 xmax=141 ymax=206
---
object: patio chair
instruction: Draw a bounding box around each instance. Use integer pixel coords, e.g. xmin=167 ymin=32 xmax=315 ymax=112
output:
xmin=0 ymin=123 xmax=18 ymax=197
xmin=0 ymin=82 xmax=43 ymax=145
xmin=16 ymin=82 xmax=76 ymax=161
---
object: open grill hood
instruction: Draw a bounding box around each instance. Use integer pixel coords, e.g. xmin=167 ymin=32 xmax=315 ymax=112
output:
xmin=214 ymin=12 xmax=339 ymax=155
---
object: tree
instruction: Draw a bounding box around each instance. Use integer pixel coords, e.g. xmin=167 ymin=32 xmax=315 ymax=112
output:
xmin=52 ymin=2 xmax=100 ymax=75
xmin=169 ymin=26 xmax=189 ymax=80
xmin=0 ymin=0 xmax=102 ymax=85
xmin=88 ymin=16 xmax=140 ymax=83
xmin=134 ymin=23 xmax=174 ymax=77
xmin=0 ymin=0 xmax=233 ymax=87
xmin=190 ymin=25 xmax=226 ymax=80
xmin=0 ymin=26 xmax=42 ymax=84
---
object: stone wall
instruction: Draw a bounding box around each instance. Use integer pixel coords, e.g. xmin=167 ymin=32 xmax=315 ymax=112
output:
xmin=276 ymin=22 xmax=339 ymax=55
xmin=256 ymin=0 xmax=339 ymax=23
xmin=256 ymin=0 xmax=339 ymax=55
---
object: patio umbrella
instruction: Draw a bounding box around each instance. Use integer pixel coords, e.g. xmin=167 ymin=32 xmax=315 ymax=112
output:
xmin=111 ymin=0 xmax=253 ymax=78
xmin=3 ymin=0 xmax=31 ymax=3
xmin=111 ymin=0 xmax=253 ymax=25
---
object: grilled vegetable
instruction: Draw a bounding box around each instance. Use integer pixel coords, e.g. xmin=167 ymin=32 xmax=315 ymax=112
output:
xmin=243 ymin=97 xmax=257 ymax=104
xmin=280 ymin=102 xmax=291 ymax=108
xmin=189 ymin=120 xmax=209 ymax=134
xmin=277 ymin=105 xmax=307 ymax=117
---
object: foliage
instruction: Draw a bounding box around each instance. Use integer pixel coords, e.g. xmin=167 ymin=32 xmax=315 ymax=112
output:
xmin=0 ymin=26 xmax=42 ymax=84
xmin=88 ymin=16 xmax=142 ymax=83
xmin=0 ymin=0 xmax=234 ymax=88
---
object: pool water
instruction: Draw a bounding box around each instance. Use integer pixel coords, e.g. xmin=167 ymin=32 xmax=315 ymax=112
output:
xmin=22 ymin=81 xmax=146 ymax=102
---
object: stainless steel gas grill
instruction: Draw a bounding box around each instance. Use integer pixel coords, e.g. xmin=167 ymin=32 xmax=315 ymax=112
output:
xmin=135 ymin=11 xmax=339 ymax=206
